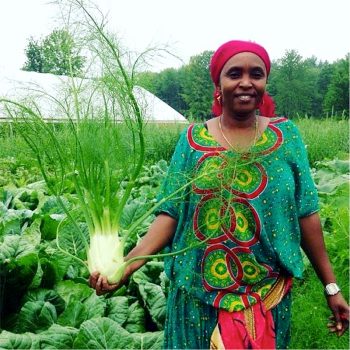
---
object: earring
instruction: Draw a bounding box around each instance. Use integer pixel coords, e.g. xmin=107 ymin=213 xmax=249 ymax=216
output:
xmin=217 ymin=95 xmax=222 ymax=104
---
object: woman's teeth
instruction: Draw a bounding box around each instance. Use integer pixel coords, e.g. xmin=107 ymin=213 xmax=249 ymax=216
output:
xmin=238 ymin=95 xmax=252 ymax=101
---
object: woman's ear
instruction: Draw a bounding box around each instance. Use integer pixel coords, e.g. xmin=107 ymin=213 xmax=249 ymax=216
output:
xmin=212 ymin=85 xmax=223 ymax=116
xmin=215 ymin=85 xmax=222 ymax=96
xmin=215 ymin=86 xmax=222 ymax=103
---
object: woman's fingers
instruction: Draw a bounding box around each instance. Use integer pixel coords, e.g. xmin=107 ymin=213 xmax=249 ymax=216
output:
xmin=327 ymin=294 xmax=350 ymax=337
xmin=89 ymin=272 xmax=120 ymax=296
xmin=327 ymin=313 xmax=349 ymax=336
xmin=92 ymin=275 xmax=119 ymax=295
xmin=95 ymin=275 xmax=104 ymax=295
xmin=101 ymin=276 xmax=118 ymax=291
xmin=89 ymin=271 xmax=99 ymax=288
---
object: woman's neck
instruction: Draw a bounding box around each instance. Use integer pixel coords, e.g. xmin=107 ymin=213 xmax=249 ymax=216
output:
xmin=221 ymin=112 xmax=257 ymax=130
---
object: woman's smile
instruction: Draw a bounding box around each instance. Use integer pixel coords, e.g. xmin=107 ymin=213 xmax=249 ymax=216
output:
xmin=235 ymin=94 xmax=257 ymax=103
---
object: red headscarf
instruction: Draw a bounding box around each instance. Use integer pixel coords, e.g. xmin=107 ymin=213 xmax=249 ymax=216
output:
xmin=209 ymin=40 xmax=276 ymax=117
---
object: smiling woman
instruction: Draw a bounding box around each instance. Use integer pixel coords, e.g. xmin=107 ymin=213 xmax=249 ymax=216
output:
xmin=89 ymin=39 xmax=349 ymax=350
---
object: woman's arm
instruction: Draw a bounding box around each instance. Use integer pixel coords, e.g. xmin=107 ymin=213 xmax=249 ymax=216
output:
xmin=299 ymin=212 xmax=349 ymax=336
xmin=89 ymin=213 xmax=177 ymax=295
xmin=124 ymin=213 xmax=178 ymax=273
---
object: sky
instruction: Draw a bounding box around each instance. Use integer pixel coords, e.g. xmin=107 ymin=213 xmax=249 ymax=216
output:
xmin=0 ymin=0 xmax=349 ymax=73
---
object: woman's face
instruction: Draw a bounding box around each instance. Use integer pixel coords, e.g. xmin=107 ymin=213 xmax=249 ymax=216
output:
xmin=218 ymin=52 xmax=267 ymax=117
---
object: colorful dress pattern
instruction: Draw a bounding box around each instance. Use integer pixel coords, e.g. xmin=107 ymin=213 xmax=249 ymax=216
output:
xmin=156 ymin=117 xmax=319 ymax=349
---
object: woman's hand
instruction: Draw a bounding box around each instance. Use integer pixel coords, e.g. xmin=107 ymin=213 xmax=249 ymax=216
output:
xmin=326 ymin=293 xmax=349 ymax=336
xmin=89 ymin=271 xmax=124 ymax=296
xmin=89 ymin=214 xmax=177 ymax=296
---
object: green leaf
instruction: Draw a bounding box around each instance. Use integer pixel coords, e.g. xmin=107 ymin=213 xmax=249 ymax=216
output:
xmin=39 ymin=257 xmax=58 ymax=289
xmin=105 ymin=296 xmax=129 ymax=326
xmin=0 ymin=330 xmax=40 ymax=349
xmin=132 ymin=268 xmax=152 ymax=284
xmin=22 ymin=218 xmax=41 ymax=248
xmin=0 ymin=233 xmax=36 ymax=261
xmin=316 ymin=174 xmax=349 ymax=194
xmin=23 ymin=289 xmax=66 ymax=315
xmin=55 ymin=280 xmax=92 ymax=305
xmin=13 ymin=189 xmax=45 ymax=211
xmin=3 ymin=181 xmax=46 ymax=211
xmin=41 ymin=242 xmax=77 ymax=282
xmin=56 ymin=219 xmax=88 ymax=260
xmin=40 ymin=195 xmax=70 ymax=215
xmin=56 ymin=293 xmax=105 ymax=328
xmin=132 ymin=331 xmax=164 ymax=349
xmin=73 ymin=317 xmax=136 ymax=349
xmin=40 ymin=214 xmax=63 ymax=240
xmin=0 ymin=208 xmax=32 ymax=236
xmin=0 ymin=237 xmax=39 ymax=317
xmin=138 ymin=282 xmax=166 ymax=330
xmin=83 ymin=292 xmax=105 ymax=320
xmin=316 ymin=159 xmax=349 ymax=175
xmin=124 ymin=301 xmax=146 ymax=333
xmin=159 ymin=271 xmax=169 ymax=294
xmin=120 ymin=199 xmax=150 ymax=229
xmin=143 ymin=261 xmax=164 ymax=281
xmin=57 ymin=300 xmax=88 ymax=328
xmin=314 ymin=159 xmax=350 ymax=195
xmin=38 ymin=323 xmax=78 ymax=349
xmin=15 ymin=301 xmax=57 ymax=333
xmin=28 ymin=260 xmax=43 ymax=289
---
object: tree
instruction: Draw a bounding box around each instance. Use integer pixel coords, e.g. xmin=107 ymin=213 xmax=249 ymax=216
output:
xmin=180 ymin=51 xmax=214 ymax=120
xmin=136 ymin=49 xmax=348 ymax=119
xmin=323 ymin=55 xmax=349 ymax=117
xmin=22 ymin=38 xmax=44 ymax=73
xmin=22 ymin=29 xmax=85 ymax=76
xmin=315 ymin=61 xmax=334 ymax=116
xmin=155 ymin=68 xmax=188 ymax=114
xmin=136 ymin=71 xmax=158 ymax=94
xmin=269 ymin=50 xmax=317 ymax=117
xmin=137 ymin=68 xmax=188 ymax=115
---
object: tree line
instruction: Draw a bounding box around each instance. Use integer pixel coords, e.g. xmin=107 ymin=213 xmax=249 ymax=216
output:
xmin=22 ymin=30 xmax=348 ymax=119
xmin=136 ymin=50 xmax=349 ymax=120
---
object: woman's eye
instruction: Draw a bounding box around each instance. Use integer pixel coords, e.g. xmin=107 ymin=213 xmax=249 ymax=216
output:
xmin=251 ymin=70 xmax=264 ymax=78
xmin=228 ymin=71 xmax=240 ymax=78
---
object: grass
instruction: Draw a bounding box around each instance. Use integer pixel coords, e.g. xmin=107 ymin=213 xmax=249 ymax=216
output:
xmin=290 ymin=267 xmax=349 ymax=349
xmin=0 ymin=117 xmax=348 ymax=167
xmin=145 ymin=117 xmax=350 ymax=167
xmin=294 ymin=117 xmax=349 ymax=167
xmin=143 ymin=122 xmax=187 ymax=163
xmin=0 ymin=121 xmax=187 ymax=167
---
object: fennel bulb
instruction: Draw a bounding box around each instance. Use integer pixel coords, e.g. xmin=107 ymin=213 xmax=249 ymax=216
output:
xmin=87 ymin=233 xmax=127 ymax=284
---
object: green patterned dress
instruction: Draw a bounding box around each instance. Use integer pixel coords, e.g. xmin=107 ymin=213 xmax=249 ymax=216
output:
xmin=156 ymin=117 xmax=319 ymax=349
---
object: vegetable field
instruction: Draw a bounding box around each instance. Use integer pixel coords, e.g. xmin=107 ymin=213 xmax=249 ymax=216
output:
xmin=0 ymin=118 xmax=349 ymax=349
xmin=0 ymin=1 xmax=349 ymax=348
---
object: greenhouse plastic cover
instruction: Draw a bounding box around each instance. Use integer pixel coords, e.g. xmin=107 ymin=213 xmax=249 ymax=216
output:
xmin=0 ymin=70 xmax=188 ymax=123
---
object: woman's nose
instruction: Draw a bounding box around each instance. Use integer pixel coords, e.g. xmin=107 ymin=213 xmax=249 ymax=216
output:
xmin=239 ymin=75 xmax=252 ymax=88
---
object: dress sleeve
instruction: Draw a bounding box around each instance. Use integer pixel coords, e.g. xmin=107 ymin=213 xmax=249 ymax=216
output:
xmin=290 ymin=123 xmax=320 ymax=218
xmin=155 ymin=127 xmax=191 ymax=220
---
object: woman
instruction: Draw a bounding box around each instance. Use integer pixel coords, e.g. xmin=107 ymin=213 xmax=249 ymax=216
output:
xmin=90 ymin=40 xmax=349 ymax=349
